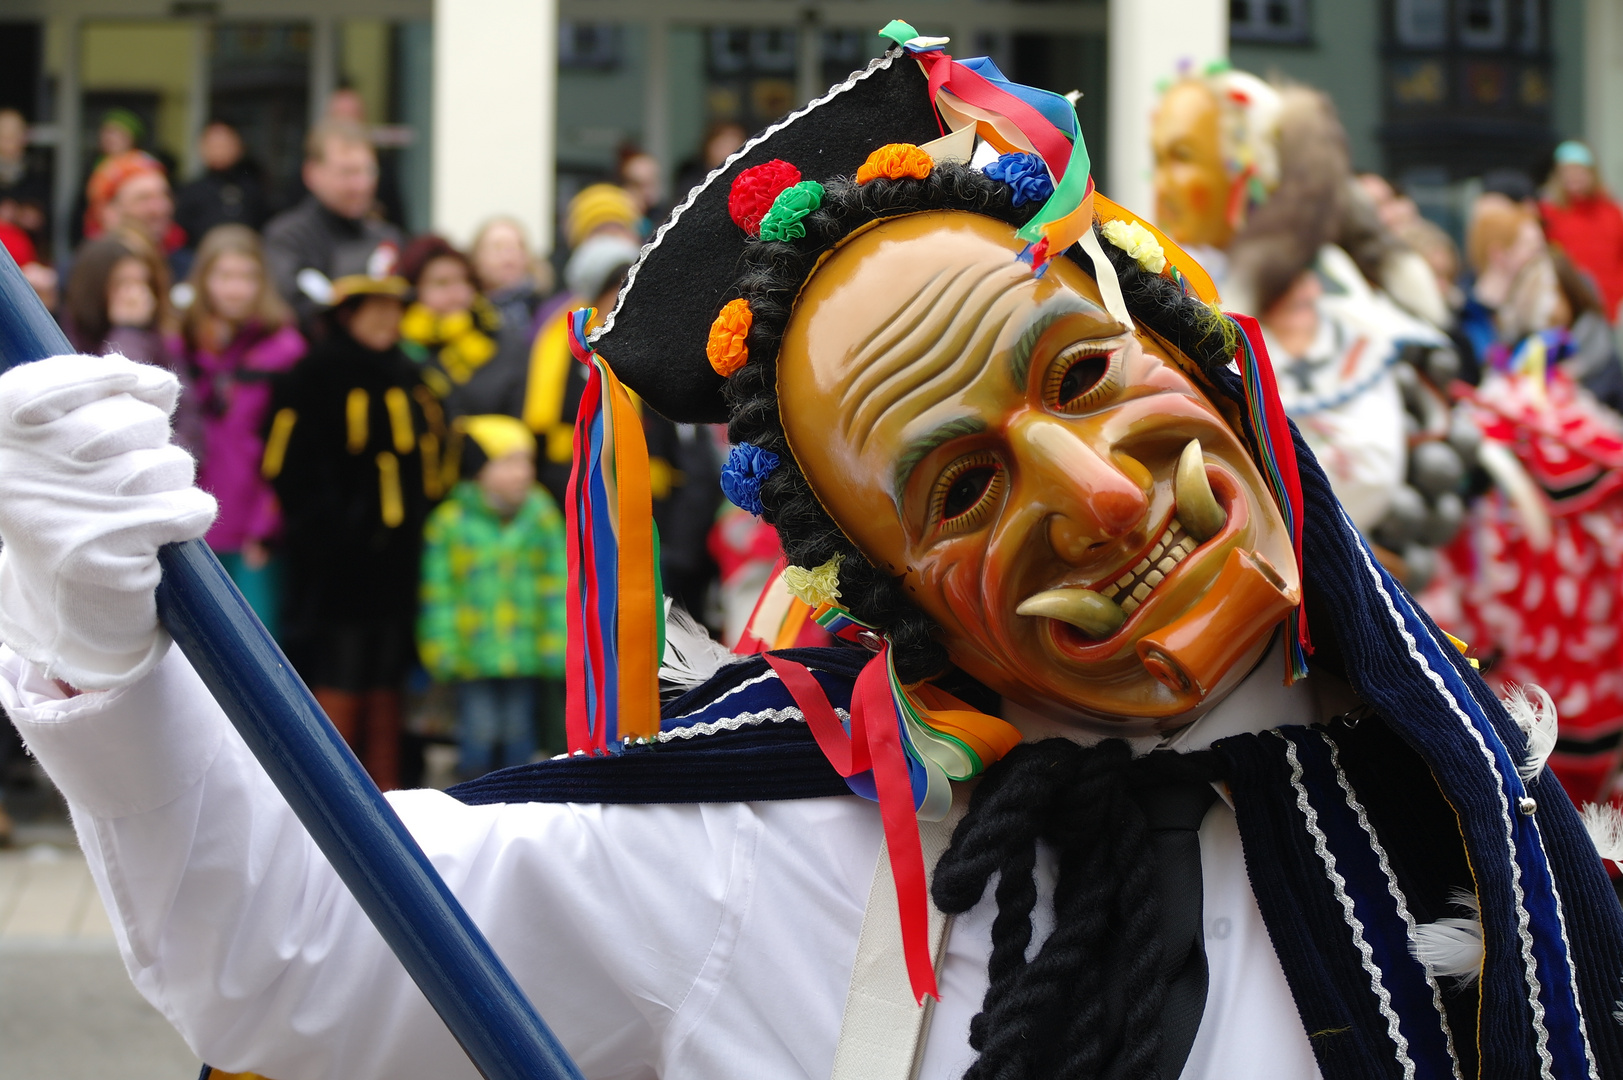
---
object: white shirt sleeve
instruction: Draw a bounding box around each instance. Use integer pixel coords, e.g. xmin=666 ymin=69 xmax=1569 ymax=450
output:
xmin=0 ymin=645 xmax=754 ymax=1080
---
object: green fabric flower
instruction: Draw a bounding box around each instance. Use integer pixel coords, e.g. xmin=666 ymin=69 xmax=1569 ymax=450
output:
xmin=758 ymin=180 xmax=825 ymax=243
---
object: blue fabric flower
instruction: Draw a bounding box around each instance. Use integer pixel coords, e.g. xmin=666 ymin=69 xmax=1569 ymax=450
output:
xmin=721 ymin=442 xmax=780 ymax=516
xmin=984 ymin=153 xmax=1054 ymax=207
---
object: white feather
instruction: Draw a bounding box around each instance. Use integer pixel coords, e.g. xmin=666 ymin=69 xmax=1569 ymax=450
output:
xmin=1580 ymin=802 xmax=1623 ymax=873
xmin=1502 ymin=683 xmax=1558 ymax=783
xmin=1410 ymin=889 xmax=1484 ymax=985
xmin=659 ymin=601 xmax=739 ymax=695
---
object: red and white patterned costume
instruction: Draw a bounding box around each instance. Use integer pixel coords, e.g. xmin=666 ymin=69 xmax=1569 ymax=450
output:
xmin=1425 ymin=365 xmax=1623 ymax=807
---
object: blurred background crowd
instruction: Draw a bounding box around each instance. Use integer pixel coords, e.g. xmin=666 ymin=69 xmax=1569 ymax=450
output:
xmin=0 ymin=98 xmax=757 ymax=812
xmin=0 ymin=0 xmax=1622 ymax=861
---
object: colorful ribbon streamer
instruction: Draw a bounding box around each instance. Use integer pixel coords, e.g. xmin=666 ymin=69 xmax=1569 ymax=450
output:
xmin=770 ymin=600 xmax=1022 ymax=1003
xmin=881 ymin=22 xmax=1108 ymax=286
xmin=564 ymin=307 xmax=663 ymax=754
xmin=1228 ymin=312 xmax=1311 ymax=679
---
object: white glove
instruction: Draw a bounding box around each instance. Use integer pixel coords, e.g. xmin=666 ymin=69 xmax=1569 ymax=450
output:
xmin=0 ymin=355 xmax=217 ymax=690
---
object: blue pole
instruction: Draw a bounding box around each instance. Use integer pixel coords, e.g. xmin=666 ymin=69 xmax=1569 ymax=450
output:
xmin=0 ymin=248 xmax=584 ymax=1080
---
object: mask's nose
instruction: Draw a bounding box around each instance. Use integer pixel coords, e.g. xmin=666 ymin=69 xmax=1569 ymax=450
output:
xmin=1016 ymin=418 xmax=1149 ymax=565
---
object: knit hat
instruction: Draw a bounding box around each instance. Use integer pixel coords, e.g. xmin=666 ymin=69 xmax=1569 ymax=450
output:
xmin=100 ymin=107 xmax=146 ymax=143
xmin=1554 ymin=140 xmax=1596 ymax=168
xmin=565 ymin=184 xmax=640 ymax=249
xmin=84 ymin=151 xmax=165 ymax=237
xmin=564 ymin=234 xmax=641 ymax=301
xmin=460 ymin=414 xmax=536 ymax=477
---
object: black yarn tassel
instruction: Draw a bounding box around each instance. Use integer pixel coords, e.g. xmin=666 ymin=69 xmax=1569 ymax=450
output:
xmin=933 ymin=738 xmax=1179 ymax=1080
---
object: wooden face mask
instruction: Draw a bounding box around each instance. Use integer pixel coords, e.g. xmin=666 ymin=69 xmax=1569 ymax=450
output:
xmin=1151 ymin=80 xmax=1237 ymax=251
xmin=778 ymin=213 xmax=1299 ymax=725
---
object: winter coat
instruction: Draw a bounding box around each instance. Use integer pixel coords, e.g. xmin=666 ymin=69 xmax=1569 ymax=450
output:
xmin=1542 ymin=193 xmax=1623 ymax=321
xmin=417 ymin=480 xmax=566 ymax=682
xmin=262 ymin=331 xmax=442 ymax=641
xmin=262 ymin=197 xmax=403 ymax=329
xmin=172 ymin=322 xmax=306 ymax=552
xmin=174 ymin=161 xmax=271 ymax=241
xmin=398 ymin=298 xmax=529 ymax=420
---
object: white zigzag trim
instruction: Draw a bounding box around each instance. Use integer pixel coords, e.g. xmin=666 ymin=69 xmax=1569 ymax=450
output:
xmin=675 ymin=669 xmax=780 ymax=714
xmin=1281 ymin=734 xmax=1415 ymax=1077
xmin=1321 ymin=731 xmax=1464 ymax=1080
xmin=1346 ymin=509 xmax=1586 ymax=1079
xmin=590 ymin=50 xmax=900 ymax=344
xmin=656 ymin=705 xmax=849 ymax=743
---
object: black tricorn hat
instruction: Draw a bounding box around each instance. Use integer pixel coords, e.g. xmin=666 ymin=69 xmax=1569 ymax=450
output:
xmin=590 ymin=48 xmax=940 ymax=425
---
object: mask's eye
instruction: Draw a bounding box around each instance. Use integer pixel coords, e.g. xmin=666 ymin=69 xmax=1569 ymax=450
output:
xmin=929 ymin=452 xmax=1004 ymax=532
xmin=1045 ymin=342 xmax=1123 ymax=412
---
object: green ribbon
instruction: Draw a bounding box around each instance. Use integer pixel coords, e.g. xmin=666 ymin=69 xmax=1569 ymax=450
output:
xmin=878 ymin=19 xmax=919 ymax=46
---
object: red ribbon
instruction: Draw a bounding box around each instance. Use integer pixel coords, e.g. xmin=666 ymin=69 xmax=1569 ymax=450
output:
xmin=1230 ymin=312 xmax=1311 ymax=653
xmin=764 ymin=654 xmax=871 ymax=776
xmin=767 ymin=648 xmax=940 ymax=1003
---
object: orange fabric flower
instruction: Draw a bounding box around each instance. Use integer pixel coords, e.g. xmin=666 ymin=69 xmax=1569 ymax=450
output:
xmin=707 ymin=299 xmax=753 ymax=377
xmin=855 ymin=143 xmax=934 ymax=185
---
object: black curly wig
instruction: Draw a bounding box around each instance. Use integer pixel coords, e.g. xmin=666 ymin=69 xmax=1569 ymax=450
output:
xmin=721 ymin=162 xmax=1242 ymax=682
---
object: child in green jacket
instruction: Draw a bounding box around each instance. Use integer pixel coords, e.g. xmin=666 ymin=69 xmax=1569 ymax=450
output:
xmin=418 ymin=414 xmax=565 ymax=778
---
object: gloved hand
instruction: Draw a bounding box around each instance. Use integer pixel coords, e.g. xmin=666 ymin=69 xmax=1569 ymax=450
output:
xmin=0 ymin=355 xmax=217 ymax=690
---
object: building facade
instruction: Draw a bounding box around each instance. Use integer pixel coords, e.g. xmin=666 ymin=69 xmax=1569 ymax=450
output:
xmin=0 ymin=0 xmax=1616 ymax=265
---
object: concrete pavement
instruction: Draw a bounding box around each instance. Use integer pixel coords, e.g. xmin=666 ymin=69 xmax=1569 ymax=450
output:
xmin=0 ymin=834 xmax=200 ymax=1080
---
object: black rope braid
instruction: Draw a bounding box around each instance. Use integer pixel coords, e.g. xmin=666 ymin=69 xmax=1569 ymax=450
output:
xmin=721 ymin=162 xmax=1241 ymax=682
xmin=932 ymin=738 xmax=1196 ymax=1080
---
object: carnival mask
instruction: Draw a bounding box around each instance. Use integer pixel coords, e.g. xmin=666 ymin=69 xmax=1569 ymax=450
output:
xmin=1151 ymin=81 xmax=1235 ymax=251
xmin=778 ymin=213 xmax=1299 ymax=724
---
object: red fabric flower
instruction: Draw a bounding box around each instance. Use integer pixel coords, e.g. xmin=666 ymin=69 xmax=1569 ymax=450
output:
xmin=729 ymin=160 xmax=802 ymax=236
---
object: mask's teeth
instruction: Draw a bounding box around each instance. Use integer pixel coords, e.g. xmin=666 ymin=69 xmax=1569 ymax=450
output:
xmin=1017 ymin=588 xmax=1127 ymax=640
xmin=1175 ymin=439 xmax=1226 ymax=542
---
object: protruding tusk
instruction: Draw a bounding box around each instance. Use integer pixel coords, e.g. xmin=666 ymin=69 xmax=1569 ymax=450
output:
xmin=1175 ymin=439 xmax=1226 ymax=542
xmin=1017 ymin=588 xmax=1127 ymax=640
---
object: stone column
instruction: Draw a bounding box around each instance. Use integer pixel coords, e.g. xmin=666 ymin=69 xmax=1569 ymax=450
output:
xmin=1106 ymin=0 xmax=1228 ymax=219
xmin=432 ymin=0 xmax=557 ymax=253
xmin=1586 ymin=0 xmax=1623 ymax=190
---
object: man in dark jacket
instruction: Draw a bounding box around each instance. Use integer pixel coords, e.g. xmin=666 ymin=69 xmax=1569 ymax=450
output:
xmin=174 ymin=120 xmax=269 ymax=244
xmin=262 ymin=119 xmax=402 ymax=331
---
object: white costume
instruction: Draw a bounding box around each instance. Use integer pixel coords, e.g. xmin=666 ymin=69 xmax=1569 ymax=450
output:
xmin=1 ymin=640 xmax=1324 ymax=1079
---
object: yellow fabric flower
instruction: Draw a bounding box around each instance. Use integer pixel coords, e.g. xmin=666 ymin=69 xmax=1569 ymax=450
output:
xmin=440 ymin=309 xmax=474 ymax=338
xmin=442 ymin=331 xmax=498 ymax=382
xmin=783 ymin=553 xmax=844 ymax=607
xmin=706 ymin=298 xmax=753 ymax=377
xmin=855 ymin=143 xmax=934 ymax=185
xmin=400 ymin=303 xmax=438 ymax=343
xmin=1101 ymin=219 xmax=1167 ymax=274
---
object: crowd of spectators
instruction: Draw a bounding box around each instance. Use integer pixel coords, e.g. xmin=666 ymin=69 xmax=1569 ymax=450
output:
xmin=1354 ymin=143 xmax=1623 ymax=404
xmin=0 ymin=103 xmax=732 ymax=823
xmin=1356 ymin=143 xmax=1623 ymax=811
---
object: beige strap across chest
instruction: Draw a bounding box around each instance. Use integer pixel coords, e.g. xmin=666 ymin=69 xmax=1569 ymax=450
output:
xmin=831 ymin=786 xmax=970 ymax=1080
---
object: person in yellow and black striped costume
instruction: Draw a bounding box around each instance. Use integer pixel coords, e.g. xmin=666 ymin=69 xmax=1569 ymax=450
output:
xmin=261 ymin=273 xmax=445 ymax=791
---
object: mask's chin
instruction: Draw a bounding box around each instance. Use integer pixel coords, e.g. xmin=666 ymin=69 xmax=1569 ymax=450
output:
xmin=995 ymin=626 xmax=1280 ymax=742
